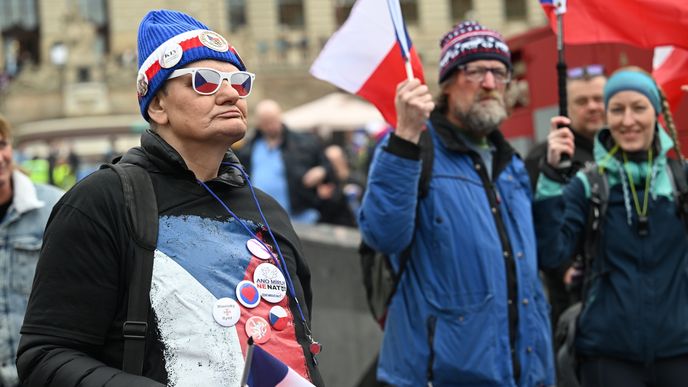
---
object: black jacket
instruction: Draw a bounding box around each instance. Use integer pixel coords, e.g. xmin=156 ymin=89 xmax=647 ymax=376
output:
xmin=237 ymin=125 xmax=332 ymax=215
xmin=524 ymin=130 xmax=595 ymax=190
xmin=17 ymin=130 xmax=323 ymax=387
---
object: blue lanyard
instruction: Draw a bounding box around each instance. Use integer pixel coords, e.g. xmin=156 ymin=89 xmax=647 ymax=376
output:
xmin=196 ymin=163 xmax=313 ymax=339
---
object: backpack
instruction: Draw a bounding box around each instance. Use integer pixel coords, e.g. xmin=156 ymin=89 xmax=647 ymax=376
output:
xmin=359 ymin=131 xmax=433 ymax=328
xmin=100 ymin=163 xmax=158 ymax=375
xmin=555 ymin=158 xmax=688 ymax=387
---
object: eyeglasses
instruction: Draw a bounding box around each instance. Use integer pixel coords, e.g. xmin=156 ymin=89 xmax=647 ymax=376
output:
xmin=168 ymin=68 xmax=255 ymax=97
xmin=567 ymin=64 xmax=605 ymax=80
xmin=458 ymin=65 xmax=511 ymax=84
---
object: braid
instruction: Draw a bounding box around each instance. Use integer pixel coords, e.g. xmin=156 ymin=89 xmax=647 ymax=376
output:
xmin=657 ymin=87 xmax=684 ymax=162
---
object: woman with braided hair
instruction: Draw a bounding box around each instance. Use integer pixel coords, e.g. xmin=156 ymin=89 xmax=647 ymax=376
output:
xmin=534 ymin=67 xmax=688 ymax=387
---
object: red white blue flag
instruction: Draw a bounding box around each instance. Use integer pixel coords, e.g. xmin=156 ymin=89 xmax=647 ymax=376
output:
xmin=310 ymin=0 xmax=425 ymax=127
xmin=245 ymin=343 xmax=315 ymax=387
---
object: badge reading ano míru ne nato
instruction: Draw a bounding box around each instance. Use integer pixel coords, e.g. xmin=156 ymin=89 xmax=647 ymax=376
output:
xmin=253 ymin=263 xmax=287 ymax=303
xmin=212 ymin=297 xmax=241 ymax=327
xmin=199 ymin=31 xmax=229 ymax=52
xmin=235 ymin=280 xmax=261 ymax=308
xmin=245 ymin=316 xmax=271 ymax=344
xmin=246 ymin=238 xmax=272 ymax=260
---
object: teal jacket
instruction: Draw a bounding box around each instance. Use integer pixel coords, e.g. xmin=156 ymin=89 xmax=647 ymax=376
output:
xmin=534 ymin=125 xmax=688 ymax=362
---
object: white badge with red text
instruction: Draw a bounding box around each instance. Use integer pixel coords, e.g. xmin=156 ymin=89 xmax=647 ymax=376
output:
xmin=212 ymin=297 xmax=241 ymax=327
xmin=253 ymin=263 xmax=287 ymax=303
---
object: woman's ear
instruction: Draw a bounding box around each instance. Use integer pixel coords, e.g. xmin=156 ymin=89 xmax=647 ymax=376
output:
xmin=148 ymin=93 xmax=168 ymax=126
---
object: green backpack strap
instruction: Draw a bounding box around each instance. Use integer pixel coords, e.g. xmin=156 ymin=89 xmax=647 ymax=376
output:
xmin=101 ymin=163 xmax=158 ymax=375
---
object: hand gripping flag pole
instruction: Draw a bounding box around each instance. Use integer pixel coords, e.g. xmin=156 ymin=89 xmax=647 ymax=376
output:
xmin=554 ymin=0 xmax=573 ymax=169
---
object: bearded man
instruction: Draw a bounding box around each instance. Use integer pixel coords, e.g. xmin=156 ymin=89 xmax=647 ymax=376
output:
xmin=357 ymin=21 xmax=554 ymax=386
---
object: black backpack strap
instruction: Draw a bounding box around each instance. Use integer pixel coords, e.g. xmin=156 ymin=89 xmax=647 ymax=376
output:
xmin=101 ymin=163 xmax=158 ymax=375
xmin=581 ymin=165 xmax=609 ymax=299
xmin=418 ymin=130 xmax=434 ymax=198
xmin=667 ymin=158 xmax=688 ymax=229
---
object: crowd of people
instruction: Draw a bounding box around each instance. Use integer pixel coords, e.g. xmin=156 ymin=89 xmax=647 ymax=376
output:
xmin=1 ymin=8 xmax=687 ymax=387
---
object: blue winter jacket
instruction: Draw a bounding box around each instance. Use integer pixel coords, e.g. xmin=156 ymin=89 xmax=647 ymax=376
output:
xmin=359 ymin=111 xmax=555 ymax=387
xmin=534 ymin=126 xmax=688 ymax=362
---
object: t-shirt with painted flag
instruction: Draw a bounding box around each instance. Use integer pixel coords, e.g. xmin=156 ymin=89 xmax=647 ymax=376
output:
xmin=18 ymin=132 xmax=323 ymax=387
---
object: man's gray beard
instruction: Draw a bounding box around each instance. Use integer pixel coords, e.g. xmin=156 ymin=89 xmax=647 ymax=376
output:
xmin=454 ymin=99 xmax=507 ymax=137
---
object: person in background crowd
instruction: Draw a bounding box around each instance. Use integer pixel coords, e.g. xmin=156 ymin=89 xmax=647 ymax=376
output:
xmin=0 ymin=115 xmax=63 ymax=387
xmin=525 ymin=64 xmax=607 ymax=334
xmin=16 ymin=9 xmax=323 ymax=386
xmin=237 ymin=99 xmax=332 ymax=224
xmin=534 ymin=67 xmax=688 ymax=387
xmin=358 ymin=21 xmax=554 ymax=386
xmin=316 ymin=144 xmax=363 ymax=227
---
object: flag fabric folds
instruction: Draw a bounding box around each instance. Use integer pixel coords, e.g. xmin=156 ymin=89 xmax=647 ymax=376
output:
xmin=539 ymin=0 xmax=688 ymax=51
xmin=310 ymin=0 xmax=424 ymax=128
xmin=245 ymin=344 xmax=315 ymax=387
xmin=652 ymin=46 xmax=688 ymax=114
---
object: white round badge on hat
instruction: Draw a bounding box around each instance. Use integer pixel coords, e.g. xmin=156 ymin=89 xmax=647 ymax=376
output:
xmin=199 ymin=31 xmax=228 ymax=52
xmin=245 ymin=316 xmax=271 ymax=344
xmin=253 ymin=263 xmax=287 ymax=303
xmin=212 ymin=297 xmax=241 ymax=327
xmin=159 ymin=43 xmax=183 ymax=69
xmin=136 ymin=72 xmax=149 ymax=97
xmin=246 ymin=238 xmax=272 ymax=260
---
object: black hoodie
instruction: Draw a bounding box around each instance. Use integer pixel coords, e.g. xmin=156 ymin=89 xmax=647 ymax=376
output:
xmin=17 ymin=130 xmax=323 ymax=386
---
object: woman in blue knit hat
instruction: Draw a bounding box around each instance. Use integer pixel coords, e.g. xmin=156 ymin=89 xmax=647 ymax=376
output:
xmin=534 ymin=67 xmax=688 ymax=387
xmin=16 ymin=9 xmax=323 ymax=387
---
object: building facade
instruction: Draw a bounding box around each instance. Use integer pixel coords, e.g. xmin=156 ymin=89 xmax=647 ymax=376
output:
xmin=0 ymin=0 xmax=546 ymax=154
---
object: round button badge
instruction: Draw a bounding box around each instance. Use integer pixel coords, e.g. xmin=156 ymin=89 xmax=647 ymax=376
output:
xmin=212 ymin=297 xmax=241 ymax=327
xmin=253 ymin=263 xmax=287 ymax=303
xmin=268 ymin=305 xmax=289 ymax=331
xmin=159 ymin=43 xmax=183 ymax=68
xmin=235 ymin=280 xmax=261 ymax=308
xmin=246 ymin=238 xmax=272 ymax=260
xmin=245 ymin=316 xmax=271 ymax=344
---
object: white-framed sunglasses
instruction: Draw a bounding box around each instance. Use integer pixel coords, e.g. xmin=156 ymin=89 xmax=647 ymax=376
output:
xmin=168 ymin=67 xmax=255 ymax=97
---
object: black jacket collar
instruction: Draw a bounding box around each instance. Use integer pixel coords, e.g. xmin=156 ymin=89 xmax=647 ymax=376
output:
xmin=120 ymin=130 xmax=246 ymax=187
xmin=430 ymin=109 xmax=516 ymax=177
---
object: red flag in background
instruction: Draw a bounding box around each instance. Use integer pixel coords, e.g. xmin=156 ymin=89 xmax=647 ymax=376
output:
xmin=310 ymin=0 xmax=424 ymax=128
xmin=539 ymin=0 xmax=688 ymax=50
xmin=539 ymin=0 xmax=688 ymax=113
xmin=652 ymin=46 xmax=688 ymax=114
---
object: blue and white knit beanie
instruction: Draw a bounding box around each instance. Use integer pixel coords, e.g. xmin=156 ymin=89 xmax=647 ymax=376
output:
xmin=438 ymin=21 xmax=512 ymax=84
xmin=604 ymin=70 xmax=662 ymax=115
xmin=136 ymin=9 xmax=246 ymax=121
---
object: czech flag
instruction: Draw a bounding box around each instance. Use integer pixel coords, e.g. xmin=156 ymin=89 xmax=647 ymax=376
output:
xmin=652 ymin=46 xmax=688 ymax=114
xmin=245 ymin=343 xmax=315 ymax=387
xmin=310 ymin=0 xmax=424 ymax=128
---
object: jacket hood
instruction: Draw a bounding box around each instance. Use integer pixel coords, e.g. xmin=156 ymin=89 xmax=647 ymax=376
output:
xmin=120 ymin=130 xmax=246 ymax=187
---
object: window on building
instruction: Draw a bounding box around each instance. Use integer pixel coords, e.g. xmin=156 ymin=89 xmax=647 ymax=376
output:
xmin=1 ymin=0 xmax=39 ymax=76
xmin=77 ymin=0 xmax=109 ymax=54
xmin=505 ymin=0 xmax=527 ymax=21
xmin=451 ymin=0 xmax=473 ymax=21
xmin=227 ymin=0 xmax=246 ymax=32
xmin=400 ymin=0 xmax=419 ymax=25
xmin=335 ymin=0 xmax=355 ymax=26
xmin=278 ymin=0 xmax=304 ymax=28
